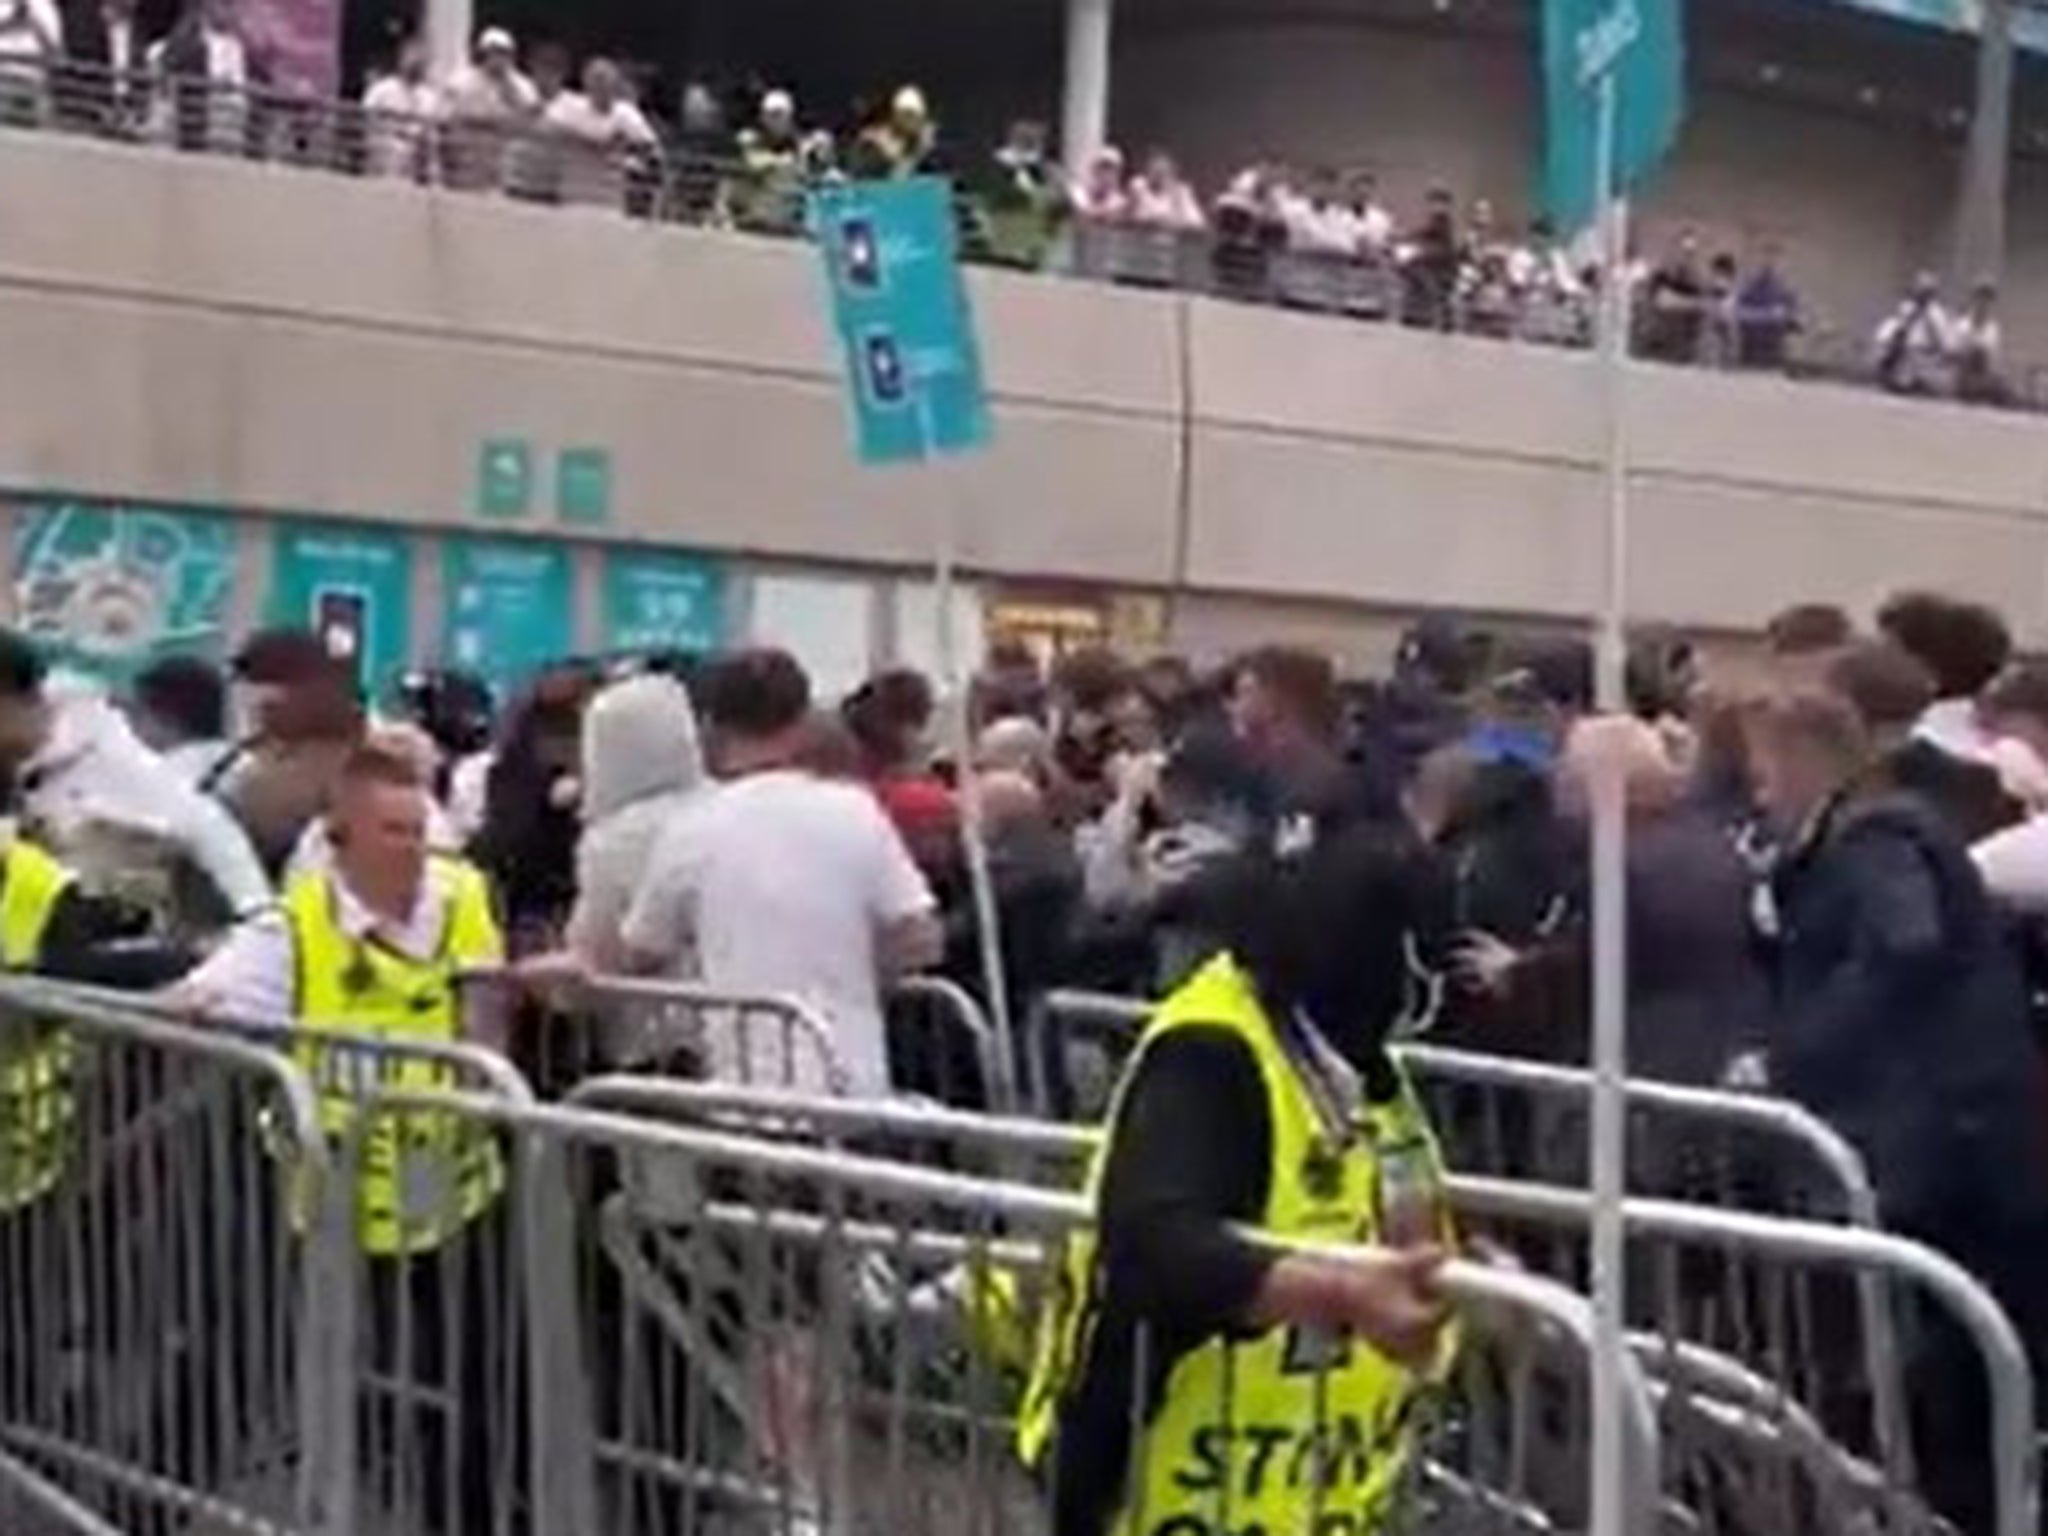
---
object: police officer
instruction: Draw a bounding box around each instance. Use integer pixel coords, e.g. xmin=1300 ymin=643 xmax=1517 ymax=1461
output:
xmin=1019 ymin=825 xmax=1455 ymax=1536
xmin=176 ymin=739 xmax=506 ymax=1534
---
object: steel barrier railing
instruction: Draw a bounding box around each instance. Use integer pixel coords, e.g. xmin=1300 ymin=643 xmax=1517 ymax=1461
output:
xmin=8 ymin=977 xmax=2035 ymax=1534
xmin=1034 ymin=988 xmax=1879 ymax=1212
xmin=368 ymin=1082 xmax=1667 ymax=1535
xmin=4 ymin=57 xmax=2041 ymax=408
xmin=559 ymin=1075 xmax=2031 ymax=1536
xmin=0 ymin=979 xmax=335 ymax=1535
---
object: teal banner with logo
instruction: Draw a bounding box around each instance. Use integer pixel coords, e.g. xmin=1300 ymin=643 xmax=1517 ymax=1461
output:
xmin=808 ymin=176 xmax=992 ymax=466
xmin=1543 ymin=0 xmax=1685 ymax=234
xmin=12 ymin=500 xmax=238 ymax=680
xmin=442 ymin=536 xmax=574 ymax=696
xmin=1817 ymin=0 xmax=2048 ymax=51
xmin=269 ymin=521 xmax=415 ymax=692
xmin=601 ymin=548 xmax=726 ymax=657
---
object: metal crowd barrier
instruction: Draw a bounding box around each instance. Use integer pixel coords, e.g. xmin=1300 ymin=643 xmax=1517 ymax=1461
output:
xmin=0 ymin=979 xmax=334 ymax=1535
xmin=8 ymin=977 xmax=2027 ymax=1535
xmin=459 ymin=968 xmax=1009 ymax=1108
xmin=0 ymin=1442 xmax=124 ymax=1536
xmin=1454 ymin=1176 xmax=2040 ymax=1536
xmin=458 ymin=969 xmax=850 ymax=1099
xmin=887 ymin=974 xmax=1011 ymax=1112
xmin=564 ymin=1077 xmax=2030 ymax=1536
xmin=1034 ymin=989 xmax=1878 ymax=1218
xmin=369 ymin=1083 xmax=1664 ymax=1535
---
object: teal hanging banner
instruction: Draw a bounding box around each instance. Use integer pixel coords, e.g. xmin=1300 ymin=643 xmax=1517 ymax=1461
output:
xmin=1542 ymin=0 xmax=1686 ymax=234
xmin=12 ymin=500 xmax=238 ymax=681
xmin=442 ymin=536 xmax=574 ymax=696
xmin=269 ymin=521 xmax=415 ymax=693
xmin=808 ymin=176 xmax=992 ymax=466
xmin=601 ymin=548 xmax=726 ymax=657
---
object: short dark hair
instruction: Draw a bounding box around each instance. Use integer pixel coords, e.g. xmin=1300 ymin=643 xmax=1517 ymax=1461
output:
xmin=1877 ymin=591 xmax=2011 ymax=698
xmin=0 ymin=630 xmax=48 ymax=703
xmin=231 ymin=627 xmax=341 ymax=686
xmin=1980 ymin=661 xmax=2048 ymax=728
xmin=1766 ymin=603 xmax=1854 ymax=657
xmin=1823 ymin=640 xmax=1936 ymax=731
xmin=133 ymin=655 xmax=227 ymax=742
xmin=1239 ymin=645 xmax=1341 ymax=739
xmin=1492 ymin=637 xmax=1594 ymax=715
xmin=699 ymin=648 xmax=812 ymax=739
xmin=1052 ymin=646 xmax=1132 ymax=716
xmin=842 ymin=668 xmax=936 ymax=767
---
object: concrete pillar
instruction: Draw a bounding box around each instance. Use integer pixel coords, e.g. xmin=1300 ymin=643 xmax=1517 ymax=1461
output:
xmin=1954 ymin=0 xmax=2015 ymax=286
xmin=426 ymin=0 xmax=475 ymax=80
xmin=1061 ymin=0 xmax=1113 ymax=168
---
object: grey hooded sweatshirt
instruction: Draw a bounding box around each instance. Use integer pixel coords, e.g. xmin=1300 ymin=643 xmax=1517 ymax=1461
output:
xmin=567 ymin=674 xmax=705 ymax=971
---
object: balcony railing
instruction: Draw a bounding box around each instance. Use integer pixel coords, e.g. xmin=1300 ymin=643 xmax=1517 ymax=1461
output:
xmin=0 ymin=57 xmax=2037 ymax=411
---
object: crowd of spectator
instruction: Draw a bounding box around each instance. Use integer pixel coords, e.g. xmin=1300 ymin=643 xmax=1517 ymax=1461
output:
xmin=0 ymin=6 xmax=2030 ymax=402
xmin=5 ymin=578 xmax=2048 ymax=1530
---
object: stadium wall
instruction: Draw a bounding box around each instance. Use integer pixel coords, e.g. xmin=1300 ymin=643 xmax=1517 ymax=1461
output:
xmin=1112 ymin=21 xmax=1965 ymax=358
xmin=0 ymin=128 xmax=2045 ymax=672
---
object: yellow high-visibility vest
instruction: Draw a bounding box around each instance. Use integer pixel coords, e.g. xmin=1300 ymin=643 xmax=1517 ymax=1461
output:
xmin=284 ymin=860 xmax=504 ymax=1257
xmin=0 ymin=839 xmax=77 ymax=1213
xmin=1017 ymin=953 xmax=1454 ymax=1536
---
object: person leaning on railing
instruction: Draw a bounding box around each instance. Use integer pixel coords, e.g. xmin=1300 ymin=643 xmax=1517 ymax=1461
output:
xmin=0 ymin=0 xmax=61 ymax=128
xmin=974 ymin=118 xmax=1068 ymax=271
xmin=733 ymin=87 xmax=816 ymax=235
xmin=1018 ymin=823 xmax=1456 ymax=1536
xmin=165 ymin=740 xmax=508 ymax=1532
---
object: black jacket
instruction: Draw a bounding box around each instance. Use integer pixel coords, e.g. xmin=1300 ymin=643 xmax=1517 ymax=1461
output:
xmin=1887 ymin=739 xmax=2023 ymax=846
xmin=1768 ymin=791 xmax=2048 ymax=1227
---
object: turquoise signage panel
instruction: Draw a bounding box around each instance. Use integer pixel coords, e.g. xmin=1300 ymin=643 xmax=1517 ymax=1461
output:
xmin=808 ymin=176 xmax=991 ymax=466
xmin=601 ymin=547 xmax=726 ymax=657
xmin=478 ymin=438 xmax=535 ymax=520
xmin=13 ymin=500 xmax=237 ymax=680
xmin=557 ymin=447 xmax=613 ymax=527
xmin=269 ymin=521 xmax=415 ymax=693
xmin=442 ymin=536 xmax=574 ymax=696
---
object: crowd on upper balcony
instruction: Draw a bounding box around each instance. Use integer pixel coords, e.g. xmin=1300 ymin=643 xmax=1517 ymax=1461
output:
xmin=0 ymin=2 xmax=2023 ymax=405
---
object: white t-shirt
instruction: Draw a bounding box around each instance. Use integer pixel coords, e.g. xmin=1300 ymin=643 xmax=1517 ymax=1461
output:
xmin=543 ymin=90 xmax=656 ymax=148
xmin=1281 ymin=195 xmax=1363 ymax=256
xmin=362 ymin=74 xmax=442 ymax=178
xmin=1126 ymin=177 xmax=1205 ymax=232
xmin=622 ymin=769 xmax=935 ymax=1096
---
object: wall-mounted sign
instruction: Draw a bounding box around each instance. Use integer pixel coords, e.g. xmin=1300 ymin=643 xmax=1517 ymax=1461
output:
xmin=557 ymin=447 xmax=613 ymax=527
xmin=602 ymin=548 xmax=726 ymax=656
xmin=13 ymin=500 xmax=237 ymax=680
xmin=477 ymin=438 xmax=535 ymax=520
xmin=270 ymin=521 xmax=415 ymax=691
xmin=442 ymin=536 xmax=575 ymax=696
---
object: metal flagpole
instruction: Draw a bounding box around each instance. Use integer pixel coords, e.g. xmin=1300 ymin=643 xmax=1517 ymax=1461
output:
xmin=1588 ymin=64 xmax=1636 ymax=1536
xmin=917 ymin=395 xmax=1016 ymax=1107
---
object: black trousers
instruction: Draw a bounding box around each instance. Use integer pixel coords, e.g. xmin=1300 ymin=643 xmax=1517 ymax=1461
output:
xmin=362 ymin=1213 xmax=517 ymax=1536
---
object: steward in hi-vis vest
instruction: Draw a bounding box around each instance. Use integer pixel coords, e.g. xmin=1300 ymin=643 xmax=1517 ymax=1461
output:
xmin=281 ymin=848 xmax=503 ymax=1255
xmin=174 ymin=742 xmax=506 ymax=1256
xmin=0 ymin=836 xmax=82 ymax=1213
xmin=1020 ymin=827 xmax=1457 ymax=1536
